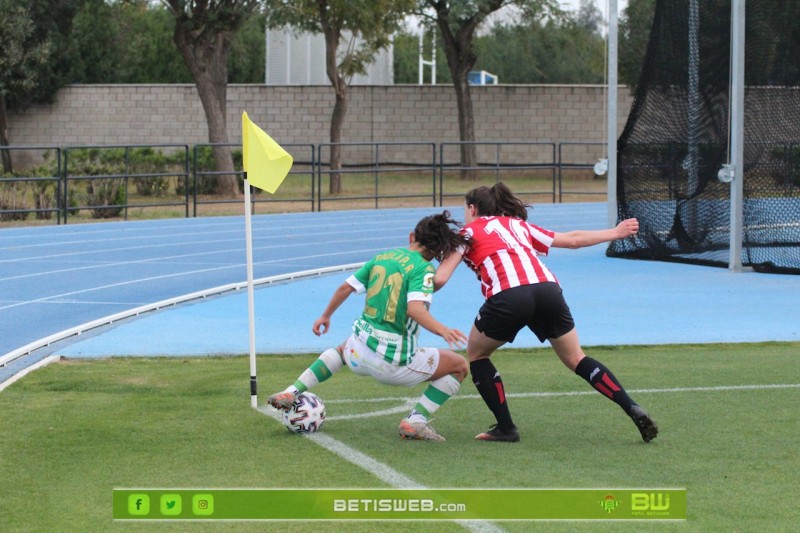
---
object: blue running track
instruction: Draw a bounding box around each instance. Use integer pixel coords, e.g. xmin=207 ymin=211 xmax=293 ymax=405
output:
xmin=2 ymin=204 xmax=799 ymax=384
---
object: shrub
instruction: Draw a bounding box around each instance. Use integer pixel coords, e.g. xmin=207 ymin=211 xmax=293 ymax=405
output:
xmin=0 ymin=180 xmax=29 ymax=221
xmin=0 ymin=156 xmax=60 ymax=221
xmin=128 ymin=147 xmax=186 ymax=197
xmin=65 ymin=148 xmax=127 ymax=218
xmin=183 ymin=146 xmax=245 ymax=196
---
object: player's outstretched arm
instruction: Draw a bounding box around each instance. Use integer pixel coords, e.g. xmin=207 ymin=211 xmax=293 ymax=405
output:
xmin=407 ymin=300 xmax=467 ymax=350
xmin=313 ymin=282 xmax=356 ymax=336
xmin=433 ymin=250 xmax=463 ymax=291
xmin=552 ymin=218 xmax=639 ymax=249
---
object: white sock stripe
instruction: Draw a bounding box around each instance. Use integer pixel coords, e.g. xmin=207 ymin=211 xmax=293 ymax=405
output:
xmin=417 ymin=395 xmax=439 ymax=415
xmin=296 ymin=368 xmax=320 ymax=389
xmin=430 ymin=374 xmax=461 ymax=396
xmin=320 ymin=347 xmax=344 ymax=372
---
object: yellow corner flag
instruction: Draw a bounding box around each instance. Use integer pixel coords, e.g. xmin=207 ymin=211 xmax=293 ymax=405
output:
xmin=242 ymin=111 xmax=293 ymax=193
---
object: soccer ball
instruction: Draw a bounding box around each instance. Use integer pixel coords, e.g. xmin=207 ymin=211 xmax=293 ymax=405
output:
xmin=282 ymin=392 xmax=326 ymax=434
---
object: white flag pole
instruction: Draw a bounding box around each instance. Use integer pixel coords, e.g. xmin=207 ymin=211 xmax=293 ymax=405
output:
xmin=243 ymin=174 xmax=259 ymax=408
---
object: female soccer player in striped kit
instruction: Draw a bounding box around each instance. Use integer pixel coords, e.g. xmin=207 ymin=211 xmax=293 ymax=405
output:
xmin=434 ymin=183 xmax=658 ymax=443
xmin=268 ymin=211 xmax=470 ymax=441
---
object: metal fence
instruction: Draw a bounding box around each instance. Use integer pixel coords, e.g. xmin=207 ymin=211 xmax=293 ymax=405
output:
xmin=192 ymin=142 xmax=316 ymax=216
xmin=439 ymin=141 xmax=559 ymax=205
xmin=558 ymin=142 xmax=606 ymax=200
xmin=63 ymin=144 xmax=190 ymax=221
xmin=0 ymin=141 xmax=606 ymax=224
xmin=0 ymin=145 xmax=63 ymax=223
xmin=316 ymin=142 xmax=438 ymax=211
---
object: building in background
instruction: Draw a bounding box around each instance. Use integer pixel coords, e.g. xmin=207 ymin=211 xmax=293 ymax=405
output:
xmin=265 ymin=29 xmax=394 ymax=85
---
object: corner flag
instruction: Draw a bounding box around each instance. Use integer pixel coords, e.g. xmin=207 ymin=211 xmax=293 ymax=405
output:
xmin=240 ymin=111 xmax=294 ymax=408
xmin=241 ymin=111 xmax=293 ymax=193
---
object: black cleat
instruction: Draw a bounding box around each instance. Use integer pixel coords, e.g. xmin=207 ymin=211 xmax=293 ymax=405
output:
xmin=629 ymin=405 xmax=658 ymax=443
xmin=475 ymin=424 xmax=520 ymax=442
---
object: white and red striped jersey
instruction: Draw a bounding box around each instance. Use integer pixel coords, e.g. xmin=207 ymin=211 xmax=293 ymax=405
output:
xmin=461 ymin=216 xmax=558 ymax=298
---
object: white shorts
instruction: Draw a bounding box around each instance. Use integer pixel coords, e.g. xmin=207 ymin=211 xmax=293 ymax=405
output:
xmin=342 ymin=335 xmax=440 ymax=387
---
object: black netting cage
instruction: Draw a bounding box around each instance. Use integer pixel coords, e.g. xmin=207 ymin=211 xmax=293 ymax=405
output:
xmin=608 ymin=0 xmax=800 ymax=274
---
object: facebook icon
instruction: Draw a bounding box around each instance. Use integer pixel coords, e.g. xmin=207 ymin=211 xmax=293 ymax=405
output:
xmin=128 ymin=494 xmax=150 ymax=515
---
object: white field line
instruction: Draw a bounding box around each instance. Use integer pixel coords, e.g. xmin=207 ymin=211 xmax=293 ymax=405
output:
xmin=257 ymin=406 xmax=504 ymax=533
xmin=0 ymin=213 xmax=421 ymax=255
xmin=255 ymin=382 xmax=798 ymax=531
xmin=0 ymin=208 xmax=423 ymax=241
xmin=0 ymin=236 xmax=387 ymax=281
xmin=322 ymin=383 xmax=800 ymax=420
xmin=0 ymin=253 xmax=363 ymax=314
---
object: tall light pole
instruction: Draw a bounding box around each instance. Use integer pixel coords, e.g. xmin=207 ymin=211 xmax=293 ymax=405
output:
xmin=607 ymin=0 xmax=619 ymax=227
xmin=728 ymin=0 xmax=745 ymax=271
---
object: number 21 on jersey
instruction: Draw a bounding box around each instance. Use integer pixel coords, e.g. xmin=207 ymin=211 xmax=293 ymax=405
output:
xmin=363 ymin=265 xmax=403 ymax=323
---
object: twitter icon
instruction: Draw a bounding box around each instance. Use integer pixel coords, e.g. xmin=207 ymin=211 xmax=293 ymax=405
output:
xmin=160 ymin=494 xmax=182 ymax=516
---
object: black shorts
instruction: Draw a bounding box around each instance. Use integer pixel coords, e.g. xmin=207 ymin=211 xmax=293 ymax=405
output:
xmin=474 ymin=282 xmax=575 ymax=343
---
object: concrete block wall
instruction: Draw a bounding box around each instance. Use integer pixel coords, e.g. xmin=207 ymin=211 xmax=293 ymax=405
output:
xmin=7 ymin=84 xmax=633 ymax=166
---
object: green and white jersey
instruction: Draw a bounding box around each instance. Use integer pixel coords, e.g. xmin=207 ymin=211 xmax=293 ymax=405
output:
xmin=346 ymin=247 xmax=435 ymax=366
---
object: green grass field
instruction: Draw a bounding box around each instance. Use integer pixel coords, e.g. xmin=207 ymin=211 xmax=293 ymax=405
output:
xmin=1 ymin=343 xmax=798 ymax=532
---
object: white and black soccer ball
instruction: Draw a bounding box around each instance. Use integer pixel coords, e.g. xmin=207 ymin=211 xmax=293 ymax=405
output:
xmin=282 ymin=392 xmax=326 ymax=434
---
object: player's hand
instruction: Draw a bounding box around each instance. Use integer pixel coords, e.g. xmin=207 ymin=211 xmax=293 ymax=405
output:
xmin=442 ymin=327 xmax=468 ymax=350
xmin=312 ymin=316 xmax=330 ymax=336
xmin=616 ymin=218 xmax=639 ymax=238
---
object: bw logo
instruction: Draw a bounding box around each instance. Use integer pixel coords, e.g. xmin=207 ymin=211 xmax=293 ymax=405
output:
xmin=631 ymin=493 xmax=670 ymax=512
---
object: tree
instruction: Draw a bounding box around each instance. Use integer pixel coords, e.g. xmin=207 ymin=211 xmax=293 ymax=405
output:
xmin=67 ymin=0 xmax=124 ymax=84
xmin=396 ymin=12 xmax=606 ymax=86
xmin=619 ymin=0 xmax=656 ymax=89
xmin=0 ymin=1 xmax=52 ymax=172
xmin=474 ymin=19 xmax=604 ymax=84
xmin=67 ymin=2 xmax=260 ymax=84
xmin=121 ymin=2 xmax=194 ymax=83
xmin=392 ymin=31 xmax=421 ymax=84
xmin=162 ymin=0 xmax=259 ymax=197
xmin=229 ymin=13 xmax=266 ymax=83
xmin=265 ymin=0 xmax=413 ymax=194
xmin=417 ymin=0 xmax=561 ymax=179
xmin=575 ymin=0 xmax=602 ymax=35
xmin=392 ymin=28 xmax=453 ymax=84
xmin=1 ymin=0 xmax=83 ymax=172
xmin=25 ymin=0 xmax=85 ymax=101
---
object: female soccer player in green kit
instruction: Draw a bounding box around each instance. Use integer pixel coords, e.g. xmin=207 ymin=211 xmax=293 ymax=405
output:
xmin=268 ymin=211 xmax=470 ymax=441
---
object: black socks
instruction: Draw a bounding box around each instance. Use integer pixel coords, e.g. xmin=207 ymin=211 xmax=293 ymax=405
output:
xmin=471 ymin=356 xmax=638 ymax=432
xmin=575 ymin=356 xmax=636 ymax=414
xmin=470 ymin=358 xmax=515 ymax=431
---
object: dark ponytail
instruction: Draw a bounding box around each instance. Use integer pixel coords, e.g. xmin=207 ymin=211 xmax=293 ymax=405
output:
xmin=464 ymin=182 xmax=529 ymax=220
xmin=414 ymin=210 xmax=470 ymax=262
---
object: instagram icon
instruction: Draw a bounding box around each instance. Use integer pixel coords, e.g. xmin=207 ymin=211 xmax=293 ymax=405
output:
xmin=192 ymin=494 xmax=214 ymax=516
